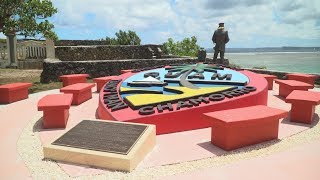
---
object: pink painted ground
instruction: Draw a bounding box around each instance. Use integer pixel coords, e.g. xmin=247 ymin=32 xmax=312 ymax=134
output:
xmin=0 ymin=82 xmax=320 ymax=179
xmin=163 ymin=138 xmax=320 ymax=180
xmin=33 ymin=83 xmax=320 ymax=176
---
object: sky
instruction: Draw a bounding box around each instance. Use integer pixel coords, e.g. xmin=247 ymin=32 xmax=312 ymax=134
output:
xmin=1 ymin=0 xmax=320 ymax=48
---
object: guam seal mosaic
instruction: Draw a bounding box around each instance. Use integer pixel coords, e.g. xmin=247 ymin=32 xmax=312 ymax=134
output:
xmin=98 ymin=64 xmax=268 ymax=134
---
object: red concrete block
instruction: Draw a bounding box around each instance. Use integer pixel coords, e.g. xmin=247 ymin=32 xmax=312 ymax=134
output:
xmin=93 ymin=76 xmax=117 ymax=92
xmin=287 ymin=73 xmax=317 ymax=86
xmin=259 ymin=74 xmax=277 ymax=90
xmin=59 ymin=74 xmax=89 ymax=87
xmin=275 ymin=79 xmax=314 ymax=98
xmin=286 ymin=90 xmax=320 ymax=124
xmin=60 ymin=83 xmax=95 ymax=105
xmin=0 ymin=83 xmax=32 ymax=104
xmin=38 ymin=94 xmax=73 ymax=129
xmin=120 ymin=69 xmax=134 ymax=74
xmin=203 ymin=105 xmax=288 ymax=151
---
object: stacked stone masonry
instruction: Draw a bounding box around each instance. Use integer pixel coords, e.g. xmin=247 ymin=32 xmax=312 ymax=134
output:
xmin=55 ymin=40 xmax=115 ymax=46
xmin=55 ymin=45 xmax=163 ymax=61
xmin=40 ymin=58 xmax=200 ymax=83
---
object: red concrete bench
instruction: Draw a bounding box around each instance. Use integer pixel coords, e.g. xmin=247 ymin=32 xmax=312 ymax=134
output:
xmin=285 ymin=90 xmax=320 ymax=124
xmin=274 ymin=79 xmax=313 ymax=98
xmin=259 ymin=74 xmax=277 ymax=90
xmin=0 ymin=83 xmax=32 ymax=104
xmin=60 ymin=83 xmax=95 ymax=105
xmin=38 ymin=94 xmax=73 ymax=129
xmin=120 ymin=69 xmax=134 ymax=74
xmin=203 ymin=105 xmax=288 ymax=151
xmin=287 ymin=73 xmax=317 ymax=86
xmin=59 ymin=74 xmax=90 ymax=87
xmin=93 ymin=76 xmax=117 ymax=92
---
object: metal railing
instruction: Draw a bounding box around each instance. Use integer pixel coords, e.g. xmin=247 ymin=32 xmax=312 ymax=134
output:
xmin=0 ymin=40 xmax=47 ymax=61
xmin=18 ymin=40 xmax=47 ymax=59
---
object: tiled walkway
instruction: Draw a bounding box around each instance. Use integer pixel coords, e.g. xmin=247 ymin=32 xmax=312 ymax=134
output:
xmin=1 ymin=84 xmax=320 ymax=179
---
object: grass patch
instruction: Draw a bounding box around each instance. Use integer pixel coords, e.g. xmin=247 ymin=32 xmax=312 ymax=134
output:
xmin=228 ymin=63 xmax=241 ymax=69
xmin=29 ymin=82 xmax=62 ymax=94
xmin=252 ymin=66 xmax=267 ymax=69
xmin=0 ymin=68 xmax=95 ymax=94
xmin=0 ymin=68 xmax=62 ymax=94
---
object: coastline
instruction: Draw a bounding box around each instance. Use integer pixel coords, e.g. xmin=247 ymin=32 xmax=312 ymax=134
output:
xmin=225 ymin=52 xmax=320 ymax=54
xmin=207 ymin=52 xmax=320 ymax=74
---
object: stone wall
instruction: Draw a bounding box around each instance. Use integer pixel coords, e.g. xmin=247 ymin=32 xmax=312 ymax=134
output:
xmin=55 ymin=45 xmax=163 ymax=61
xmin=40 ymin=58 xmax=199 ymax=83
xmin=40 ymin=57 xmax=320 ymax=85
xmin=55 ymin=40 xmax=111 ymax=46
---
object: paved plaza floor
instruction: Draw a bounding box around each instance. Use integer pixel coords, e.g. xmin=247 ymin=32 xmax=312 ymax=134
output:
xmin=0 ymin=83 xmax=320 ymax=179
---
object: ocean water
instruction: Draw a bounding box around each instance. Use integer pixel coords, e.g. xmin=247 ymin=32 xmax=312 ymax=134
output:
xmin=207 ymin=52 xmax=320 ymax=74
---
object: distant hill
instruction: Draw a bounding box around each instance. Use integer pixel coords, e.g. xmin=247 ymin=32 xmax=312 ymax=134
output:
xmin=206 ymin=47 xmax=320 ymax=53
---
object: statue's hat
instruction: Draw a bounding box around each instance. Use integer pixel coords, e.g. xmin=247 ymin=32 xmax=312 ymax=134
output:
xmin=218 ymin=23 xmax=225 ymax=29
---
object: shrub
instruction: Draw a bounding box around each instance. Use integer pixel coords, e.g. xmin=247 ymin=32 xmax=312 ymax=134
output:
xmin=162 ymin=36 xmax=201 ymax=57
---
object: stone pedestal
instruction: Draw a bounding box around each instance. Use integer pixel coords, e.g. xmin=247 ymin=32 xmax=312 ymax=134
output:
xmin=206 ymin=58 xmax=229 ymax=66
xmin=285 ymin=90 xmax=320 ymax=124
xmin=59 ymin=74 xmax=90 ymax=87
xmin=38 ymin=94 xmax=73 ymax=129
xmin=0 ymin=83 xmax=32 ymax=104
xmin=60 ymin=83 xmax=94 ymax=105
xmin=259 ymin=74 xmax=277 ymax=90
xmin=213 ymin=58 xmax=229 ymax=65
xmin=44 ymin=119 xmax=156 ymax=172
xmin=275 ymin=79 xmax=314 ymax=98
xmin=204 ymin=105 xmax=288 ymax=151
xmin=287 ymin=73 xmax=317 ymax=86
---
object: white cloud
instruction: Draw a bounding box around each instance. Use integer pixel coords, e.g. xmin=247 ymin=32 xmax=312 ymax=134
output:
xmin=52 ymin=0 xmax=175 ymax=30
xmin=50 ymin=0 xmax=320 ymax=47
xmin=275 ymin=0 xmax=320 ymax=24
xmin=0 ymin=33 xmax=6 ymax=39
xmin=169 ymin=0 xmax=320 ymax=46
xmin=204 ymin=0 xmax=269 ymax=10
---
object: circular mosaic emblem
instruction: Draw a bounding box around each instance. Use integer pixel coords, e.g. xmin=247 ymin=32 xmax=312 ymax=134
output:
xmin=98 ymin=64 xmax=268 ymax=134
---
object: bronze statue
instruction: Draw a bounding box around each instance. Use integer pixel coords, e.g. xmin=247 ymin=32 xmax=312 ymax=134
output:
xmin=212 ymin=23 xmax=229 ymax=62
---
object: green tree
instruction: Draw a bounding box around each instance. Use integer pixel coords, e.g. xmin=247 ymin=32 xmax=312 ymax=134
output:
xmin=162 ymin=36 xmax=200 ymax=57
xmin=105 ymin=37 xmax=117 ymax=45
xmin=0 ymin=0 xmax=58 ymax=40
xmin=105 ymin=30 xmax=141 ymax=45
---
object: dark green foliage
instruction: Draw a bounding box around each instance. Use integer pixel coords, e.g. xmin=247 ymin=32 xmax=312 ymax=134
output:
xmin=104 ymin=30 xmax=141 ymax=45
xmin=0 ymin=0 xmax=58 ymax=40
xmin=162 ymin=36 xmax=201 ymax=57
xmin=228 ymin=63 xmax=242 ymax=69
xmin=253 ymin=66 xmax=267 ymax=69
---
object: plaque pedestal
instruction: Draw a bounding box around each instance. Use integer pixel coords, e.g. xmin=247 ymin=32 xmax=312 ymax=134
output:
xmin=43 ymin=119 xmax=156 ymax=172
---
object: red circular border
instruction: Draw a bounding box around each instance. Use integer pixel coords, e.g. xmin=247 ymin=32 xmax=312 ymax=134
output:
xmin=98 ymin=69 xmax=268 ymax=135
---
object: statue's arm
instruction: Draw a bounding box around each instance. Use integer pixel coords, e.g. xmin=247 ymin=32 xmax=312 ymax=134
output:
xmin=225 ymin=31 xmax=230 ymax=44
xmin=212 ymin=32 xmax=216 ymax=43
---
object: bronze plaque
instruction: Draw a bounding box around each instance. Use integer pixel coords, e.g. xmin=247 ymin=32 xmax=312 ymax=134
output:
xmin=52 ymin=120 xmax=147 ymax=155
